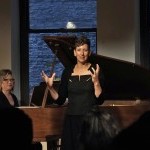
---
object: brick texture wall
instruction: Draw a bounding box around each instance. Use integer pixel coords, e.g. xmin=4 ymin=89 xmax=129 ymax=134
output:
xmin=29 ymin=0 xmax=96 ymax=93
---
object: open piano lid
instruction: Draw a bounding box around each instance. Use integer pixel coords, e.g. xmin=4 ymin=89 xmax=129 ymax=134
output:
xmin=43 ymin=36 xmax=150 ymax=100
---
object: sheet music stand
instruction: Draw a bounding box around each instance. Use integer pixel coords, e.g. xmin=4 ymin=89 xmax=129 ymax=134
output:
xmin=30 ymin=81 xmax=60 ymax=107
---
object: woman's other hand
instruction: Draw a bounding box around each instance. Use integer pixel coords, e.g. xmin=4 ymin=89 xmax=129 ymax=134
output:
xmin=90 ymin=64 xmax=100 ymax=84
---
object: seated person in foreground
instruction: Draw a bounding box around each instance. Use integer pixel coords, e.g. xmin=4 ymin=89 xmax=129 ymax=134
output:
xmin=0 ymin=107 xmax=33 ymax=150
xmin=79 ymin=105 xmax=121 ymax=150
xmin=109 ymin=110 xmax=150 ymax=150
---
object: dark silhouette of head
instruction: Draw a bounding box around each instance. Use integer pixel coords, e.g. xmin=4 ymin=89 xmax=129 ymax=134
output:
xmin=110 ymin=110 xmax=150 ymax=150
xmin=79 ymin=105 xmax=121 ymax=150
xmin=0 ymin=107 xmax=33 ymax=150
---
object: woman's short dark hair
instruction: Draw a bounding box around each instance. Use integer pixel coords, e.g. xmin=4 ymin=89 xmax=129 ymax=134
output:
xmin=74 ymin=36 xmax=91 ymax=49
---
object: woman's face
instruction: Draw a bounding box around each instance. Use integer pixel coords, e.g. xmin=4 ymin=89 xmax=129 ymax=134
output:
xmin=1 ymin=74 xmax=15 ymax=91
xmin=74 ymin=44 xmax=91 ymax=64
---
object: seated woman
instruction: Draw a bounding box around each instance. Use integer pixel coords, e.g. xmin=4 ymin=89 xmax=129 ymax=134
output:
xmin=0 ymin=69 xmax=19 ymax=108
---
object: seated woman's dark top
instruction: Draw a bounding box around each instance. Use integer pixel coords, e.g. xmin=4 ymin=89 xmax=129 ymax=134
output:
xmin=0 ymin=91 xmax=19 ymax=109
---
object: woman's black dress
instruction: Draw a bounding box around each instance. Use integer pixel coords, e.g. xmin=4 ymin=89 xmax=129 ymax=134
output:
xmin=61 ymin=75 xmax=101 ymax=150
xmin=54 ymin=65 xmax=104 ymax=150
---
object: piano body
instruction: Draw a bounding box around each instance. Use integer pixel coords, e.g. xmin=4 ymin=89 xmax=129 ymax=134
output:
xmin=21 ymin=36 xmax=150 ymax=142
xmin=20 ymin=106 xmax=67 ymax=142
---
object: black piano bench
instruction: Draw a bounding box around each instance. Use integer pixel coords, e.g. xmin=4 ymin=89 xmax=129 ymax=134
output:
xmin=31 ymin=142 xmax=42 ymax=150
xmin=46 ymin=135 xmax=61 ymax=150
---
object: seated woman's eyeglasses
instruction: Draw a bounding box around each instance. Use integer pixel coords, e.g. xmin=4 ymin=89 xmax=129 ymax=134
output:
xmin=3 ymin=78 xmax=15 ymax=82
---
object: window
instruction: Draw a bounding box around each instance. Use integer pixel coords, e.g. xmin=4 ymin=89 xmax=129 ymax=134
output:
xmin=20 ymin=0 xmax=97 ymax=104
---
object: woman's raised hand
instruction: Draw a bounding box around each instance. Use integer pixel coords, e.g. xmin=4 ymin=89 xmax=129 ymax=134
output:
xmin=41 ymin=71 xmax=56 ymax=89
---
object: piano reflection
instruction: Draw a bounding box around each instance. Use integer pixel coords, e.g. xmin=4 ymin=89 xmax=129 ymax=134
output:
xmin=20 ymin=36 xmax=150 ymax=142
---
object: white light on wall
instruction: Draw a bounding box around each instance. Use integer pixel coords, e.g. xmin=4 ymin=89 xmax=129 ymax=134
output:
xmin=66 ymin=21 xmax=76 ymax=29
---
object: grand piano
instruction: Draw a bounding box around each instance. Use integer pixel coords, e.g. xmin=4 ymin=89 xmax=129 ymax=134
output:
xmin=20 ymin=36 xmax=150 ymax=142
